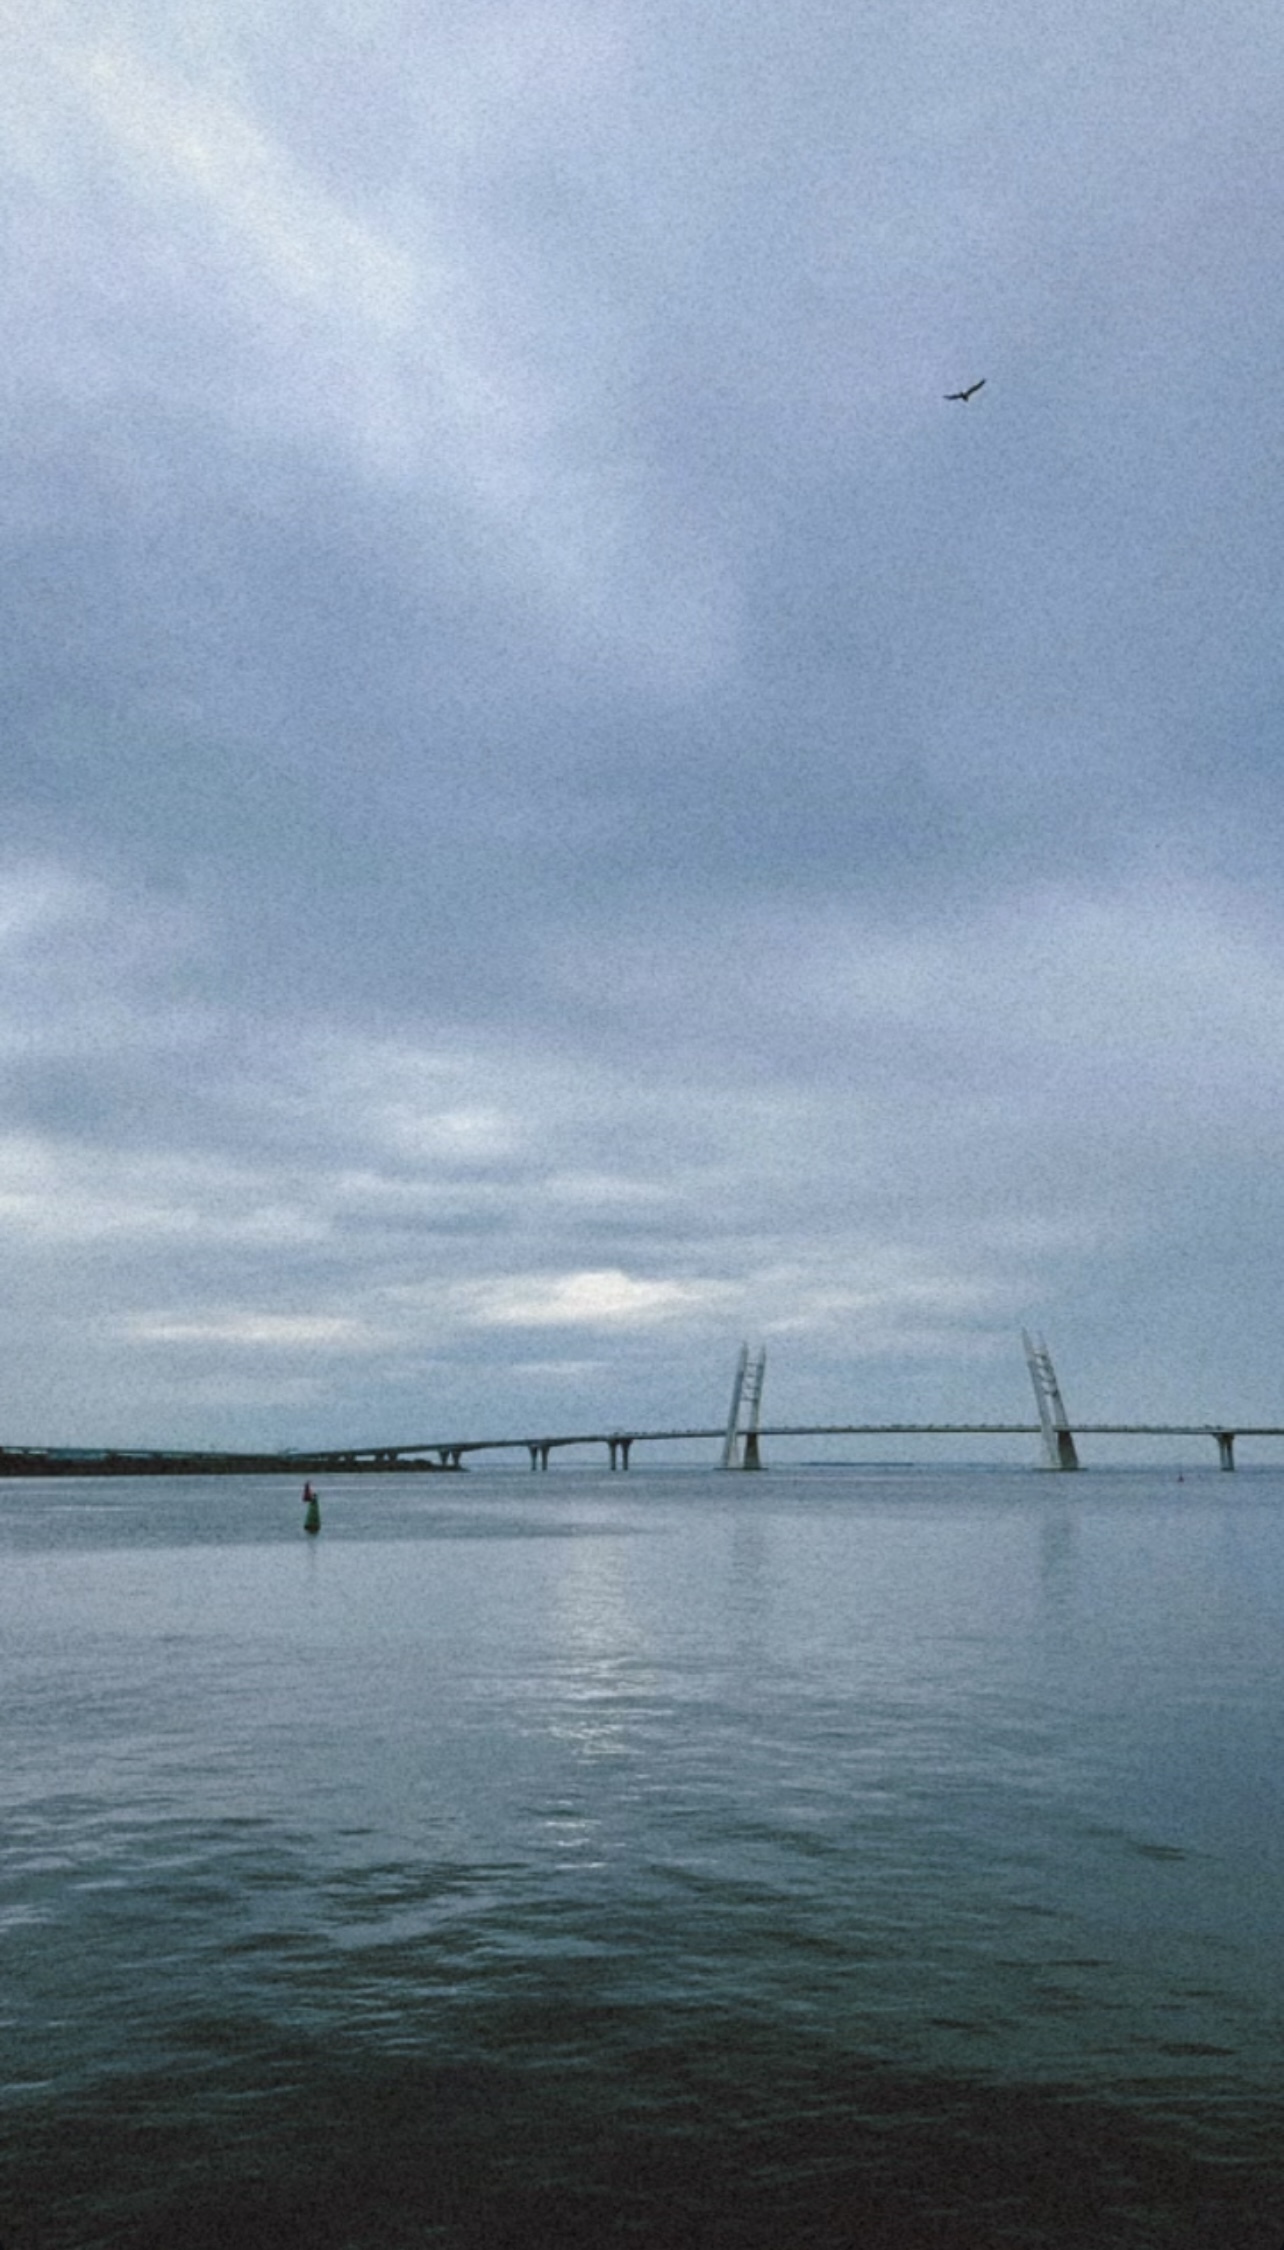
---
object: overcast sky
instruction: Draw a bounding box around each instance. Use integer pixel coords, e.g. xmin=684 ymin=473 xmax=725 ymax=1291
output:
xmin=3 ymin=0 xmax=1283 ymax=1459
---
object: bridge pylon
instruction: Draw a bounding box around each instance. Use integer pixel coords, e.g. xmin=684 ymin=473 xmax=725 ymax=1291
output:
xmin=721 ymin=1343 xmax=767 ymax=1469
xmin=1022 ymin=1329 xmax=1080 ymax=1470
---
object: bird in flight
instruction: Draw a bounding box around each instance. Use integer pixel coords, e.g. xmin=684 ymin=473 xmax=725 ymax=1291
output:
xmin=945 ymin=379 xmax=986 ymax=402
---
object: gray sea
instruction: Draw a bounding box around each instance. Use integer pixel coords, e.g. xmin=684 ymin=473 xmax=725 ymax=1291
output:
xmin=2 ymin=1464 xmax=1283 ymax=2249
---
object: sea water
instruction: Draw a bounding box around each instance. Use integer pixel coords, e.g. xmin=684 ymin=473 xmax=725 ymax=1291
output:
xmin=2 ymin=1466 xmax=1282 ymax=2248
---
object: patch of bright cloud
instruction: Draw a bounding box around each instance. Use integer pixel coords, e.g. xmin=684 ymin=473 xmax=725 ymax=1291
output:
xmin=0 ymin=1138 xmax=327 ymax=1247
xmin=125 ymin=1311 xmax=365 ymax=1350
xmin=462 ymin=1268 xmax=730 ymax=1328
xmin=66 ymin=36 xmax=416 ymax=328
xmin=0 ymin=861 xmax=93 ymax=950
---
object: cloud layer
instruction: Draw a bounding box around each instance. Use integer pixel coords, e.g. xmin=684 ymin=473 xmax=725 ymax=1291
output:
xmin=3 ymin=0 xmax=1283 ymax=1449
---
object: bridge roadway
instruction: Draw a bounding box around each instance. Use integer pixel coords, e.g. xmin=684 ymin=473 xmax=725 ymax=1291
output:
xmin=322 ymin=1420 xmax=1284 ymax=1473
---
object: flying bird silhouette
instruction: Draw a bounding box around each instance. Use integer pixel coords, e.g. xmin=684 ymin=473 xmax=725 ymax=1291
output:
xmin=945 ymin=379 xmax=986 ymax=402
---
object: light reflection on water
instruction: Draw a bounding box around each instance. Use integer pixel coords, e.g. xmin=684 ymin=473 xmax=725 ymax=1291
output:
xmin=2 ymin=1467 xmax=1283 ymax=2247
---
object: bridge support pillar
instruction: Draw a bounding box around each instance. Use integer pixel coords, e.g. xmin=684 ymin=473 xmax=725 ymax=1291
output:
xmin=608 ymin=1437 xmax=633 ymax=1470
xmin=1214 ymin=1430 xmax=1236 ymax=1471
xmin=721 ymin=1343 xmax=766 ymax=1469
xmin=528 ymin=1442 xmax=551 ymax=1471
xmin=1022 ymin=1330 xmax=1079 ymax=1470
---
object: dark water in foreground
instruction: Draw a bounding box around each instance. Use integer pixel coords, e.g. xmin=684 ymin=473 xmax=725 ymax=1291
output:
xmin=2 ymin=1466 xmax=1283 ymax=2249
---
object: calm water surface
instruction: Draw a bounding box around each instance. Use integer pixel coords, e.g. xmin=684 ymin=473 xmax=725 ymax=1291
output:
xmin=2 ymin=1466 xmax=1282 ymax=2248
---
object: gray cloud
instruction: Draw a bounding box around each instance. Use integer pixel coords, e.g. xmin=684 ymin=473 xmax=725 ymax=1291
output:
xmin=2 ymin=0 xmax=1282 ymax=1450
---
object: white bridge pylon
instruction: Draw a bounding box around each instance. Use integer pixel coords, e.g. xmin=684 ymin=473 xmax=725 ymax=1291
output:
xmin=1022 ymin=1329 xmax=1080 ymax=1470
xmin=721 ymin=1342 xmax=767 ymax=1469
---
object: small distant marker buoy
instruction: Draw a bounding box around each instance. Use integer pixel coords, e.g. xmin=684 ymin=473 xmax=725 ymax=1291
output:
xmin=302 ymin=1481 xmax=321 ymax=1534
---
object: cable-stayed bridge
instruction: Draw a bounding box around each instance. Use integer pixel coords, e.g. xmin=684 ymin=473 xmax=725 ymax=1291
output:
xmin=0 ymin=1421 xmax=1276 ymax=1477
xmin=1 ymin=1337 xmax=1281 ymax=1474
xmin=294 ymin=1420 xmax=1277 ymax=1473
xmin=0 ymin=1422 xmax=1040 ymax=1477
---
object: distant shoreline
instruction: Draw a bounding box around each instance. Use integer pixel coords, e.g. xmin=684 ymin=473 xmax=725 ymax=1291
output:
xmin=0 ymin=1451 xmax=453 ymax=1477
